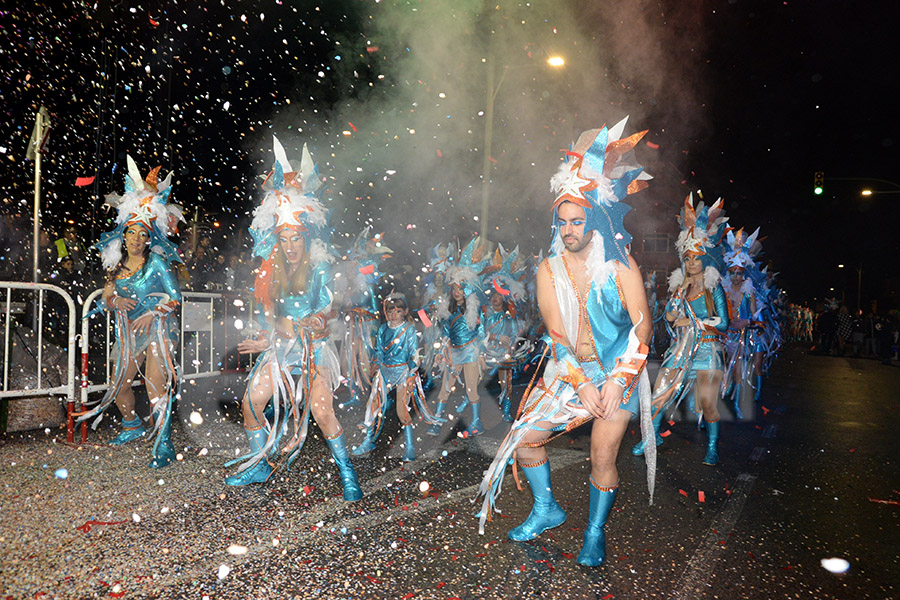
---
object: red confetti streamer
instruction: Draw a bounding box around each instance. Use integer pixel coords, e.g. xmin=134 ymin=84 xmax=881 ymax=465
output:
xmin=110 ymin=592 xmax=126 ymax=599
xmin=75 ymin=176 xmax=95 ymax=187
xmin=645 ymin=141 xmax=659 ymax=149
xmin=366 ymin=47 xmax=379 ymax=53
xmin=148 ymin=13 xmax=159 ymax=27
xmin=402 ymin=594 xmax=415 ymax=599
xmin=678 ymin=489 xmax=688 ymax=497
xmin=417 ymin=309 xmax=433 ymax=328
xmin=359 ymin=264 xmax=375 ymax=275
xmin=698 ymin=491 xmax=706 ymax=503
xmin=436 ymin=149 xmax=443 ymax=158
xmin=869 ymin=497 xmax=900 ymax=506
xmin=603 ymin=595 xmax=615 ymax=599
xmin=660 ymin=429 xmax=672 ymax=438
xmin=761 ymin=405 xmax=770 ymax=415
xmin=850 ymin=448 xmax=856 ymax=453
xmin=348 ymin=122 xmax=358 ymax=132
xmin=561 ymin=552 xmax=575 ymax=559
xmin=76 ymin=520 xmax=127 ymax=533
xmin=488 ymin=156 xmax=497 ymax=164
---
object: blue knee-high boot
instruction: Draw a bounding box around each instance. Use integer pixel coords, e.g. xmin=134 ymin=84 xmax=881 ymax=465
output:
xmin=401 ymin=424 xmax=416 ymax=462
xmin=499 ymin=375 xmax=513 ymax=422
xmin=754 ymin=375 xmax=763 ymax=402
xmin=325 ymin=432 xmax=363 ymax=502
xmin=508 ymin=459 xmax=567 ymax=541
xmin=576 ymin=478 xmax=618 ymax=567
xmin=426 ymin=402 xmax=446 ymax=436
xmin=109 ymin=416 xmax=146 ymax=445
xmin=464 ymin=401 xmax=484 ymax=436
xmin=149 ymin=405 xmax=176 ymax=469
xmin=225 ymin=428 xmax=274 ymax=486
xmin=631 ymin=409 xmax=665 ymax=456
xmin=702 ymin=420 xmax=720 ymax=466
xmin=352 ymin=412 xmax=386 ymax=456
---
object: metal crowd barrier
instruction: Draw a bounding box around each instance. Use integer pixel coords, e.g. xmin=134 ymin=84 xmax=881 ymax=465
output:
xmin=71 ymin=289 xmax=256 ymax=443
xmin=0 ymin=282 xmax=77 ymax=436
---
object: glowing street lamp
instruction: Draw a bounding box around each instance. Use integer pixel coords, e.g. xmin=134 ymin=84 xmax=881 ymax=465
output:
xmin=861 ymin=189 xmax=873 ymax=196
xmin=547 ymin=56 xmax=565 ymax=67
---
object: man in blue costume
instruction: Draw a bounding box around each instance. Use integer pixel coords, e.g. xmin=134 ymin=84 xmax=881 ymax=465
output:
xmin=476 ymin=118 xmax=656 ymax=567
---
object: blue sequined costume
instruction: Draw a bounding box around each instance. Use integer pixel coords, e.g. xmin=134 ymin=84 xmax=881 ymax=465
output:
xmin=442 ymin=307 xmax=484 ymax=365
xmin=663 ymin=285 xmax=729 ymax=376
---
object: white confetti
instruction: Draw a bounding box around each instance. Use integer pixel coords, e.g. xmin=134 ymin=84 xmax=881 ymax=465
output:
xmin=821 ymin=557 xmax=850 ymax=573
xmin=54 ymin=468 xmax=69 ymax=479
xmin=227 ymin=544 xmax=249 ymax=556
xmin=217 ymin=564 xmax=231 ymax=579
xmin=190 ymin=411 xmax=204 ymax=425
xmin=419 ymin=481 xmax=430 ymax=493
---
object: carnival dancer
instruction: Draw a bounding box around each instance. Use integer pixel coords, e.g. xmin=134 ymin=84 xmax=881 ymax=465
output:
xmin=427 ymin=238 xmax=490 ymax=437
xmin=633 ymin=195 xmax=730 ymax=465
xmin=476 ymin=119 xmax=654 ymax=567
xmin=78 ymin=156 xmax=184 ymax=469
xmin=722 ymin=228 xmax=761 ymax=418
xmin=419 ymin=243 xmax=453 ymax=383
xmin=224 ymin=137 xmax=361 ymax=502
xmin=352 ymin=293 xmax=443 ymax=460
xmin=480 ymin=246 xmax=526 ymax=422
xmin=338 ymin=226 xmax=392 ymax=406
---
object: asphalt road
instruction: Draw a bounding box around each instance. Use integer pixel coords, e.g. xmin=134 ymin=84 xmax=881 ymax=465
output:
xmin=1 ymin=346 xmax=897 ymax=599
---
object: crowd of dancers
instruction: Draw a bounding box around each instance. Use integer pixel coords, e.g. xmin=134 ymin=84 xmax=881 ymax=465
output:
xmin=77 ymin=118 xmax=789 ymax=568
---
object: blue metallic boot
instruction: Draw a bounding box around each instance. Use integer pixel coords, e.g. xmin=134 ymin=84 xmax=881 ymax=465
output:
xmin=109 ymin=416 xmax=146 ymax=445
xmin=632 ymin=409 xmax=665 ymax=456
xmin=499 ymin=376 xmax=514 ymax=422
xmin=426 ymin=402 xmax=446 ymax=436
xmin=464 ymin=401 xmax=484 ymax=436
xmin=352 ymin=412 xmax=385 ymax=456
xmin=225 ymin=427 xmax=274 ymax=486
xmin=754 ymin=375 xmax=763 ymax=402
xmin=508 ymin=459 xmax=567 ymax=541
xmin=325 ymin=431 xmax=363 ymax=502
xmin=702 ymin=420 xmax=720 ymax=466
xmin=149 ymin=406 xmax=176 ymax=469
xmin=401 ymin=424 xmax=416 ymax=462
xmin=576 ymin=478 xmax=618 ymax=567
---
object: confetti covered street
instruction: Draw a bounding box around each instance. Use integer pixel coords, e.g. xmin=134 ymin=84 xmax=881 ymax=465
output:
xmin=2 ymin=346 xmax=897 ymax=600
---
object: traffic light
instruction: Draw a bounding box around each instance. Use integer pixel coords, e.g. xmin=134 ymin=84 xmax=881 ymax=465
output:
xmin=814 ymin=171 xmax=824 ymax=195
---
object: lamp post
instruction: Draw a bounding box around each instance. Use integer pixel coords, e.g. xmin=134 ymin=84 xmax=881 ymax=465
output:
xmin=837 ymin=263 xmax=863 ymax=312
xmin=479 ymin=55 xmax=565 ymax=241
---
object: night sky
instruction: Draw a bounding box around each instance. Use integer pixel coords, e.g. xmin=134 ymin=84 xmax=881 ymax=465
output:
xmin=1 ymin=0 xmax=897 ymax=308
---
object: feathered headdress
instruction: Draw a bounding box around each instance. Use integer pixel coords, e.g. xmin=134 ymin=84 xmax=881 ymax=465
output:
xmin=95 ymin=155 xmax=184 ymax=270
xmin=249 ymin=135 xmax=330 ymax=263
xmin=250 ymin=136 xmax=333 ymax=307
xmin=669 ymin=194 xmax=729 ymax=291
xmin=723 ymin=227 xmax=762 ymax=271
xmin=549 ymin=117 xmax=652 ymax=285
xmin=447 ymin=236 xmax=492 ymax=299
xmin=480 ymin=244 xmax=526 ymax=305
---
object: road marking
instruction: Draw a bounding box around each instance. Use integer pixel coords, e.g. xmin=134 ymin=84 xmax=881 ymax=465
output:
xmin=673 ymin=472 xmax=757 ymax=600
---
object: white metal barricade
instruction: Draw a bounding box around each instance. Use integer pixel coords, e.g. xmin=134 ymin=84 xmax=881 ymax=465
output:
xmin=77 ymin=289 xmax=253 ymax=442
xmin=0 ymin=282 xmax=77 ymax=437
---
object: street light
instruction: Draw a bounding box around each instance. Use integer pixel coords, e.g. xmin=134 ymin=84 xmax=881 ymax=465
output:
xmin=479 ymin=55 xmax=565 ymax=240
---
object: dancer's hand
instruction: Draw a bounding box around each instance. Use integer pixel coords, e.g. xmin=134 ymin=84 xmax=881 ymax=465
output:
xmin=111 ymin=296 xmax=137 ymax=311
xmin=130 ymin=313 xmax=155 ymax=336
xmin=238 ymin=337 xmax=269 ymax=354
xmin=577 ymin=383 xmax=604 ymax=419
xmin=673 ymin=317 xmax=691 ymax=327
xmin=598 ymin=379 xmax=625 ymax=420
